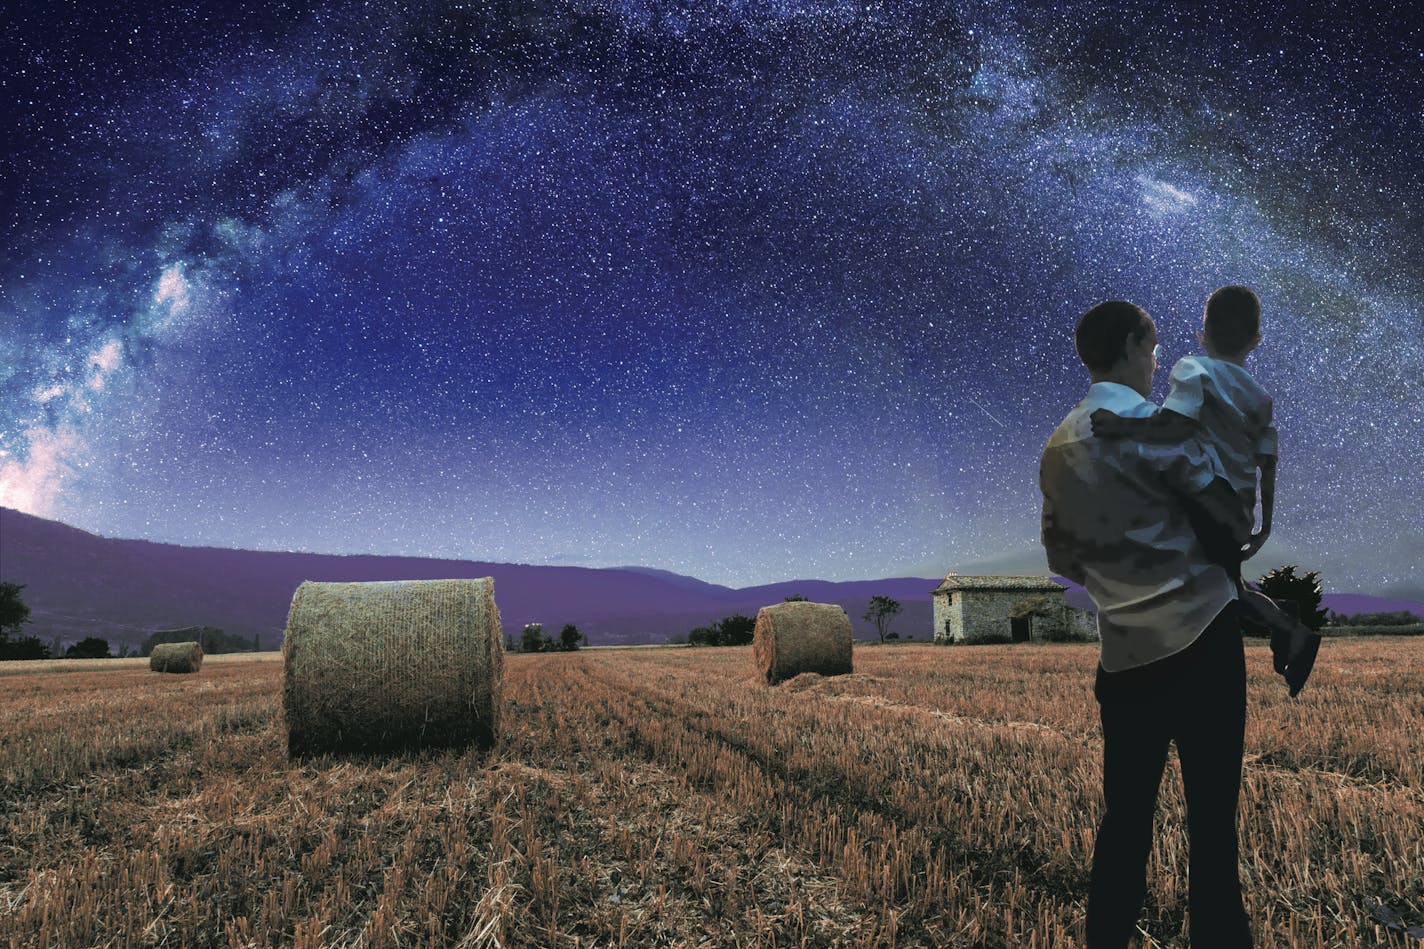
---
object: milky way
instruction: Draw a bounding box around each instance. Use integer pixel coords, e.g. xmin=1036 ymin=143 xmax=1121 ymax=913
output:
xmin=2 ymin=1 xmax=1421 ymax=594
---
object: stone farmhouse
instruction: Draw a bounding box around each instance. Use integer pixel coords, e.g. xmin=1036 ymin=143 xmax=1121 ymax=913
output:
xmin=930 ymin=574 xmax=1097 ymax=643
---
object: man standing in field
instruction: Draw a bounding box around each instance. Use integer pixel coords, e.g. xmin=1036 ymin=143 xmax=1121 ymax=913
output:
xmin=1039 ymin=300 xmax=1254 ymax=947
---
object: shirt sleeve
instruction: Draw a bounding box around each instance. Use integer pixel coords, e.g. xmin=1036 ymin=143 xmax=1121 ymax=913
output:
xmin=1161 ymin=357 xmax=1206 ymax=420
xmin=1140 ymin=434 xmax=1223 ymax=495
xmin=1039 ymin=451 xmax=1087 ymax=585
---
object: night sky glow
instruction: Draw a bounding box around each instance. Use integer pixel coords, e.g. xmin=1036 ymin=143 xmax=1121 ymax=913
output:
xmin=2 ymin=2 xmax=1421 ymax=594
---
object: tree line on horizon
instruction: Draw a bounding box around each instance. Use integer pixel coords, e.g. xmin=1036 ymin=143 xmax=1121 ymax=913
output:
xmin=507 ymin=623 xmax=586 ymax=653
xmin=672 ymin=594 xmax=907 ymax=646
xmin=0 ymin=582 xmax=265 ymax=661
xmin=5 ymin=570 xmax=1421 ymax=663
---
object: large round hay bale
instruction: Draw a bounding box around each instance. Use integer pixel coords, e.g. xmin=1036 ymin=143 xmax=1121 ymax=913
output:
xmin=282 ymin=578 xmax=504 ymax=755
xmin=149 ymin=641 xmax=203 ymax=673
xmin=753 ymin=601 xmax=853 ymax=685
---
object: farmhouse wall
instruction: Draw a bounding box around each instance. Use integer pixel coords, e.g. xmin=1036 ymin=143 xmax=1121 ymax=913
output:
xmin=1067 ymin=606 xmax=1099 ymax=640
xmin=1021 ymin=602 xmax=1100 ymax=642
xmin=933 ymin=592 xmax=955 ymax=643
xmin=962 ymin=591 xmax=1035 ymax=641
xmin=932 ymin=587 xmax=1091 ymax=643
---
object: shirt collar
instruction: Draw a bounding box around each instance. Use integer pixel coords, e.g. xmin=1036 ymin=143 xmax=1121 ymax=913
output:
xmin=1086 ymin=381 xmax=1151 ymax=410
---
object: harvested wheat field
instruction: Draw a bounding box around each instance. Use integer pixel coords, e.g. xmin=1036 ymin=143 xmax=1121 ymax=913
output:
xmin=1 ymin=639 xmax=1421 ymax=947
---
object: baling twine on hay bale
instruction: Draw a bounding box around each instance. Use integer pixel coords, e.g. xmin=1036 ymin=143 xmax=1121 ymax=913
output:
xmin=149 ymin=641 xmax=203 ymax=673
xmin=753 ymin=600 xmax=853 ymax=685
xmin=282 ymin=578 xmax=504 ymax=755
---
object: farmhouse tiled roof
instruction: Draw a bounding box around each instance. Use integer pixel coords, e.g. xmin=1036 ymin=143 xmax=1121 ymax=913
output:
xmin=930 ymin=575 xmax=1068 ymax=594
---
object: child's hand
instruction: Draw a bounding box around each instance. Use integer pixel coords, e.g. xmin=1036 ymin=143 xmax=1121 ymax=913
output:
xmin=1090 ymin=409 xmax=1127 ymax=438
xmin=1242 ymin=529 xmax=1270 ymax=560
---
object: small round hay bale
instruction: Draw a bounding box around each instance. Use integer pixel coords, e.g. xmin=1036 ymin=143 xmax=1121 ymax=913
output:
xmin=282 ymin=578 xmax=504 ymax=755
xmin=753 ymin=601 xmax=853 ymax=685
xmin=149 ymin=641 xmax=203 ymax=673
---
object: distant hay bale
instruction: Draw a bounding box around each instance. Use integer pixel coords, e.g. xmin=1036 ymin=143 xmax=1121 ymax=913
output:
xmin=149 ymin=641 xmax=203 ymax=673
xmin=282 ymin=578 xmax=503 ymax=755
xmin=754 ymin=601 xmax=853 ymax=685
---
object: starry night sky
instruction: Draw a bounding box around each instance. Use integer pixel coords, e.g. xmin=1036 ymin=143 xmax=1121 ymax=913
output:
xmin=2 ymin=1 xmax=1421 ymax=595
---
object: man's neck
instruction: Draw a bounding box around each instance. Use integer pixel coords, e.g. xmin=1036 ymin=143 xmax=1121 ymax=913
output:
xmin=1089 ymin=370 xmax=1139 ymax=390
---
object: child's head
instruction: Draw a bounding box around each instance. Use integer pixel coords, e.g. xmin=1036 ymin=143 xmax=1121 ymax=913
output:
xmin=1202 ymin=285 xmax=1262 ymax=360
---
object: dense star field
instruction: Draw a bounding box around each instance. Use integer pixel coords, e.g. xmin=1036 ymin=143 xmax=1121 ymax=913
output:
xmin=1 ymin=1 xmax=1421 ymax=592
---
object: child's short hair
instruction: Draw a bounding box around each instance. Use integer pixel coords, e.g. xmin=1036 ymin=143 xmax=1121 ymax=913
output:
xmin=1204 ymin=285 xmax=1261 ymax=354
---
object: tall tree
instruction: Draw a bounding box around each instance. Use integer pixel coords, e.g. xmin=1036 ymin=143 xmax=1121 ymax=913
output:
xmin=864 ymin=596 xmax=902 ymax=643
xmin=0 ymin=583 xmax=48 ymax=659
xmin=0 ymin=582 xmax=30 ymax=639
xmin=65 ymin=637 xmax=112 ymax=659
xmin=520 ymin=624 xmax=550 ymax=653
xmin=716 ymin=614 xmax=756 ymax=646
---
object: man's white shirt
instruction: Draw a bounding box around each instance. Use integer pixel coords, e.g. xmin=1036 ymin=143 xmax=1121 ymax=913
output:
xmin=1040 ymin=382 xmax=1238 ymax=672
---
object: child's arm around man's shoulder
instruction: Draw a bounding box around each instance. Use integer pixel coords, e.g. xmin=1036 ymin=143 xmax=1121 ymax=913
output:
xmin=1090 ymin=355 xmax=1205 ymax=442
xmin=1090 ymin=406 xmax=1197 ymax=441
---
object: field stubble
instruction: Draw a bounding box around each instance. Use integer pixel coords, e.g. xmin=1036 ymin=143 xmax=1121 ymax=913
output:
xmin=1 ymin=640 xmax=1420 ymax=947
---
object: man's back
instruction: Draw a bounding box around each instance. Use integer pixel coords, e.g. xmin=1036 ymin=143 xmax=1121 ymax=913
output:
xmin=1040 ymin=381 xmax=1236 ymax=671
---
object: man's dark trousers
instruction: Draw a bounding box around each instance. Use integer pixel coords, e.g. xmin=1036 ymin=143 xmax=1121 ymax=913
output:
xmin=1087 ymin=604 xmax=1252 ymax=947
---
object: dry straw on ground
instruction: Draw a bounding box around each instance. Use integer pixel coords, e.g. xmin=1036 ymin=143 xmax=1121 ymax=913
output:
xmin=148 ymin=641 xmax=203 ymax=673
xmin=282 ymin=578 xmax=503 ymax=755
xmin=753 ymin=600 xmax=853 ymax=685
xmin=4 ymin=641 xmax=1424 ymax=946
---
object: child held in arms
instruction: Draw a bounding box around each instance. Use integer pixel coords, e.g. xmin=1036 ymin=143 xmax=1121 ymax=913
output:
xmin=1091 ymin=285 xmax=1320 ymax=695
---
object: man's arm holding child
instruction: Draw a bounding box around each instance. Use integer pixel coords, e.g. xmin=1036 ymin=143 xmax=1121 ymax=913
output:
xmin=1144 ymin=421 xmax=1249 ymax=570
xmin=1090 ymin=407 xmax=1198 ymax=442
xmin=1178 ymin=476 xmax=1253 ymax=571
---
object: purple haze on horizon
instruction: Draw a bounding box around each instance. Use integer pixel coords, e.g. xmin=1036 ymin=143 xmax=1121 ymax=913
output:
xmin=3 ymin=507 xmax=1420 ymax=650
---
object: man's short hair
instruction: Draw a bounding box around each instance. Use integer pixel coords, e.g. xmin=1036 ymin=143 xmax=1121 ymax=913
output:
xmin=1075 ymin=300 xmax=1150 ymax=373
xmin=1204 ymin=285 xmax=1261 ymax=354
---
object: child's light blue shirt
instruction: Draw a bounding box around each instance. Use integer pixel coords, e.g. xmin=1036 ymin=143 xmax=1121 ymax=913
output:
xmin=1162 ymin=355 xmax=1277 ymax=497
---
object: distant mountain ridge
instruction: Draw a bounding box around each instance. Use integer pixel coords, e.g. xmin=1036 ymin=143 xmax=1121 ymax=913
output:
xmin=3 ymin=508 xmax=1420 ymax=650
xmin=0 ymin=508 xmax=944 ymax=648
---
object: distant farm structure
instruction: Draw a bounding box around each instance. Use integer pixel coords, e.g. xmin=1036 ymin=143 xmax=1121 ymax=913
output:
xmin=930 ymin=575 xmax=1096 ymax=644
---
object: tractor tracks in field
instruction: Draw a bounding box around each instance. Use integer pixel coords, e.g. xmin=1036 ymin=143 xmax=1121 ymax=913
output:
xmin=576 ymin=655 xmax=1422 ymax=923
xmin=815 ymin=690 xmax=1420 ymax=797
xmin=580 ymin=662 xmax=1089 ymax=909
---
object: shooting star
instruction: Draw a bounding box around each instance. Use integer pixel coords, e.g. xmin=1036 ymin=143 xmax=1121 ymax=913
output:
xmin=968 ymin=398 xmax=1006 ymax=428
